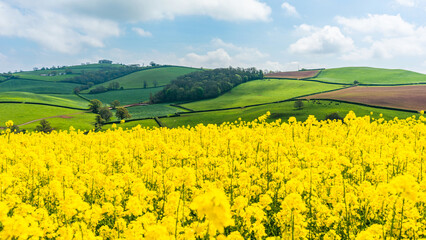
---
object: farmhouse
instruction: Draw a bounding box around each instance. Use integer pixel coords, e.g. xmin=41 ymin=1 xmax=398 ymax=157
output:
xmin=99 ymin=59 xmax=113 ymax=64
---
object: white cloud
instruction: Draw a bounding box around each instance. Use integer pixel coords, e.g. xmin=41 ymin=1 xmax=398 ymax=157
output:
xmin=336 ymin=14 xmax=426 ymax=60
xmin=5 ymin=0 xmax=271 ymax=22
xmin=0 ymin=0 xmax=271 ymax=53
xmin=281 ymin=2 xmax=299 ymax=17
xmin=180 ymin=48 xmax=232 ymax=68
xmin=132 ymin=27 xmax=152 ymax=37
xmin=180 ymin=39 xmax=269 ymax=68
xmin=395 ymin=0 xmax=416 ymax=7
xmin=336 ymin=14 xmax=416 ymax=37
xmin=289 ymin=25 xmax=355 ymax=55
xmin=0 ymin=1 xmax=120 ymax=53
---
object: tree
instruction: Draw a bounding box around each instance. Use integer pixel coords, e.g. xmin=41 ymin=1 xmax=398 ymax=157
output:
xmin=325 ymin=112 xmax=344 ymax=121
xmin=65 ymin=68 xmax=73 ymax=75
xmin=110 ymin=100 xmax=120 ymax=109
xmin=99 ymin=107 xmax=113 ymax=122
xmin=35 ymin=119 xmax=53 ymax=133
xmin=94 ymin=115 xmax=105 ymax=131
xmin=353 ymin=80 xmax=359 ymax=85
xmin=294 ymin=100 xmax=304 ymax=110
xmin=115 ymin=107 xmax=131 ymax=120
xmin=143 ymin=80 xmax=147 ymax=89
xmin=89 ymin=99 xmax=102 ymax=113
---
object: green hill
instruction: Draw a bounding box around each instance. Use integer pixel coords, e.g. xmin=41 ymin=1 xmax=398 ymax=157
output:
xmin=0 ymin=79 xmax=80 ymax=94
xmin=182 ymin=79 xmax=346 ymax=111
xmin=0 ymin=92 xmax=88 ymax=109
xmin=12 ymin=63 xmax=125 ymax=82
xmin=83 ymin=66 xmax=201 ymax=92
xmin=81 ymin=87 xmax=163 ymax=105
xmin=313 ymin=67 xmax=426 ymax=85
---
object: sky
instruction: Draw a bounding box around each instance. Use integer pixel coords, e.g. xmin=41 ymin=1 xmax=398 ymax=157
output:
xmin=1 ymin=0 xmax=426 ymax=73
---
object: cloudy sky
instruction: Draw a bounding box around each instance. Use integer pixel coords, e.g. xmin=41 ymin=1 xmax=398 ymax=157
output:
xmin=1 ymin=0 xmax=426 ymax=73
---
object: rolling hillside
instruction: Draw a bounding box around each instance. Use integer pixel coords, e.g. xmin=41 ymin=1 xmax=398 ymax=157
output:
xmin=0 ymin=92 xmax=89 ymax=109
xmin=182 ymin=79 xmax=346 ymax=110
xmin=313 ymin=67 xmax=426 ymax=85
xmin=0 ymin=79 xmax=80 ymax=94
xmin=83 ymin=66 xmax=202 ymax=92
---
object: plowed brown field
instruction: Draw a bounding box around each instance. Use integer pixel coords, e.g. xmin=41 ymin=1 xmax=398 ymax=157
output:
xmin=303 ymin=85 xmax=426 ymax=111
xmin=265 ymin=70 xmax=320 ymax=79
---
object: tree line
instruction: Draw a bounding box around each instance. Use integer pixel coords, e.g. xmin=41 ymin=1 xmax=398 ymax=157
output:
xmin=71 ymin=66 xmax=141 ymax=93
xmin=151 ymin=67 xmax=263 ymax=103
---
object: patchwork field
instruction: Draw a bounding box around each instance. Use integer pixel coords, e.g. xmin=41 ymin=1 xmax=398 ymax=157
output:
xmin=125 ymin=104 xmax=181 ymax=119
xmin=0 ymin=104 xmax=90 ymax=127
xmin=0 ymin=79 xmax=79 ymax=94
xmin=312 ymin=67 xmax=426 ymax=85
xmin=163 ymin=100 xmax=421 ymax=128
xmin=83 ymin=66 xmax=201 ymax=92
xmin=0 ymin=92 xmax=89 ymax=109
xmin=20 ymin=113 xmax=95 ymax=131
xmin=304 ymin=85 xmax=426 ymax=111
xmin=82 ymin=87 xmax=163 ymax=105
xmin=265 ymin=70 xmax=320 ymax=79
xmin=182 ymin=79 xmax=346 ymax=110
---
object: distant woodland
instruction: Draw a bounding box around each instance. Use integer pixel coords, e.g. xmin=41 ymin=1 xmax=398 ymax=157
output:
xmin=152 ymin=67 xmax=263 ymax=103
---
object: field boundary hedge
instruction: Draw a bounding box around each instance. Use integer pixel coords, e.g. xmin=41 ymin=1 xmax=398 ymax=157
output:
xmin=304 ymin=98 xmax=420 ymax=113
xmin=0 ymin=101 xmax=89 ymax=111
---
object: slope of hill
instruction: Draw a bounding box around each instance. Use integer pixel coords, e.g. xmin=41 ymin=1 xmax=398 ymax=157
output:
xmin=83 ymin=66 xmax=202 ymax=92
xmin=0 ymin=79 xmax=80 ymax=94
xmin=182 ymin=79 xmax=346 ymax=111
xmin=0 ymin=92 xmax=89 ymax=109
xmin=81 ymin=87 xmax=163 ymax=105
xmin=12 ymin=63 xmax=125 ymax=82
xmin=313 ymin=67 xmax=426 ymax=85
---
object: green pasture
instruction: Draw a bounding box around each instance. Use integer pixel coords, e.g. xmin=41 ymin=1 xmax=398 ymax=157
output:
xmin=0 ymin=92 xmax=88 ymax=109
xmin=81 ymin=87 xmax=163 ymax=105
xmin=125 ymin=104 xmax=181 ymax=119
xmin=0 ymin=103 xmax=89 ymax=127
xmin=313 ymin=67 xmax=426 ymax=85
xmin=102 ymin=119 xmax=159 ymax=130
xmin=20 ymin=113 xmax=95 ymax=131
xmin=0 ymin=76 xmax=6 ymax=81
xmin=182 ymin=79 xmax=345 ymax=111
xmin=162 ymin=100 xmax=421 ymax=128
xmin=0 ymin=79 xmax=79 ymax=94
xmin=14 ymin=73 xmax=80 ymax=82
xmin=83 ymin=66 xmax=201 ymax=92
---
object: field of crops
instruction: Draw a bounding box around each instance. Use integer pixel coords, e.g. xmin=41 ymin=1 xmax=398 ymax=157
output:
xmin=0 ymin=79 xmax=79 ymax=94
xmin=83 ymin=66 xmax=201 ymax=92
xmin=0 ymin=92 xmax=89 ymax=109
xmin=1 ymin=112 xmax=425 ymax=239
xmin=265 ymin=70 xmax=320 ymax=79
xmin=182 ymin=79 xmax=346 ymax=111
xmin=313 ymin=67 xmax=426 ymax=85
xmin=81 ymin=87 xmax=163 ymax=105
xmin=305 ymin=85 xmax=426 ymax=112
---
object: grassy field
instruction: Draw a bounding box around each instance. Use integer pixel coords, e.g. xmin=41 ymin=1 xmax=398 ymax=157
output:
xmin=182 ymin=79 xmax=346 ymax=110
xmin=102 ymin=119 xmax=159 ymax=130
xmin=12 ymin=63 xmax=125 ymax=81
xmin=81 ymin=87 xmax=163 ymax=105
xmin=126 ymin=104 xmax=181 ymax=119
xmin=163 ymin=100 xmax=422 ymax=128
xmin=0 ymin=79 xmax=79 ymax=94
xmin=0 ymin=103 xmax=89 ymax=127
xmin=0 ymin=76 xmax=6 ymax=81
xmin=20 ymin=113 xmax=95 ymax=131
xmin=313 ymin=67 xmax=426 ymax=85
xmin=83 ymin=66 xmax=201 ymax=92
xmin=0 ymin=92 xmax=89 ymax=108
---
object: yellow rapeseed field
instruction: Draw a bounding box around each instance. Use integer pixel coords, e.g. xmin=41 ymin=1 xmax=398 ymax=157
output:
xmin=0 ymin=112 xmax=425 ymax=239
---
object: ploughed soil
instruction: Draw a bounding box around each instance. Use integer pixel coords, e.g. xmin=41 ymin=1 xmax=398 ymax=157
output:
xmin=303 ymin=85 xmax=426 ymax=111
xmin=265 ymin=70 xmax=320 ymax=79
